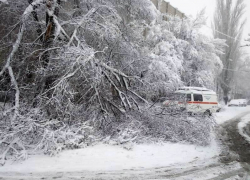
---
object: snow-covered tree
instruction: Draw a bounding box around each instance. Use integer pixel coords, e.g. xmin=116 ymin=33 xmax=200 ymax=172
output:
xmin=0 ymin=0 xmax=224 ymax=164
xmin=231 ymin=56 xmax=250 ymax=98
xmin=142 ymin=12 xmax=225 ymax=100
xmin=213 ymin=0 xmax=246 ymax=104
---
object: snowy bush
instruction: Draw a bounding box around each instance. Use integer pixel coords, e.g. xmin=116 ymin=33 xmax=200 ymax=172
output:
xmin=0 ymin=106 xmax=98 ymax=165
xmin=102 ymin=103 xmax=216 ymax=147
xmin=142 ymin=113 xmax=215 ymax=146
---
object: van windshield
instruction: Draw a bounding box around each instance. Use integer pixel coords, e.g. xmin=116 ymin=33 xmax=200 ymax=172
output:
xmin=171 ymin=93 xmax=191 ymax=102
xmin=173 ymin=93 xmax=185 ymax=100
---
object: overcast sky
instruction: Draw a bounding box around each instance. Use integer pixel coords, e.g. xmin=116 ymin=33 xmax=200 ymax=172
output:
xmin=166 ymin=0 xmax=250 ymax=45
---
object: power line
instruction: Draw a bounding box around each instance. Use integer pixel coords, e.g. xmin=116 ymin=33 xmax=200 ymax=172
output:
xmin=203 ymin=24 xmax=250 ymax=47
xmin=204 ymin=24 xmax=243 ymax=43
xmin=222 ymin=68 xmax=250 ymax=73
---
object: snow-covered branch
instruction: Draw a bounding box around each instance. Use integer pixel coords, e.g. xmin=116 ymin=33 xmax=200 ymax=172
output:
xmin=0 ymin=0 xmax=44 ymax=121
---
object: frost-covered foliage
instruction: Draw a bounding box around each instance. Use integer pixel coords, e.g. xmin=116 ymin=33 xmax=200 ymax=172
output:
xmin=143 ymin=11 xmax=225 ymax=95
xmin=103 ymin=102 xmax=215 ymax=147
xmin=0 ymin=0 xmax=223 ymax=164
xmin=0 ymin=104 xmax=96 ymax=165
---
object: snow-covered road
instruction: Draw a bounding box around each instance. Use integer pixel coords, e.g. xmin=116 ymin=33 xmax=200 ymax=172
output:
xmin=238 ymin=114 xmax=250 ymax=144
xmin=214 ymin=106 xmax=250 ymax=124
xmin=217 ymin=107 xmax=250 ymax=179
xmin=0 ymin=159 xmax=246 ymax=180
xmin=220 ymin=113 xmax=250 ymax=159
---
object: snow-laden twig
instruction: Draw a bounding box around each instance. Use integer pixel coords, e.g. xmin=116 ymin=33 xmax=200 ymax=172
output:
xmin=0 ymin=0 xmax=44 ymax=76
xmin=7 ymin=66 xmax=20 ymax=122
xmin=67 ymin=8 xmax=98 ymax=46
xmin=99 ymin=62 xmax=130 ymax=79
xmin=0 ymin=138 xmax=19 ymax=166
xmin=94 ymin=86 xmax=107 ymax=114
xmin=53 ymin=16 xmax=70 ymax=41
xmin=67 ymin=5 xmax=119 ymax=46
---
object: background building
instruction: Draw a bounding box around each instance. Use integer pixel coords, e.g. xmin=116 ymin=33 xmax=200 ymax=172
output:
xmin=151 ymin=0 xmax=186 ymax=18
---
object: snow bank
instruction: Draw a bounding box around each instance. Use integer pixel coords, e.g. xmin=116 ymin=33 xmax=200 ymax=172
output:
xmin=238 ymin=114 xmax=250 ymax=143
xmin=0 ymin=143 xmax=219 ymax=173
xmin=214 ymin=106 xmax=250 ymax=124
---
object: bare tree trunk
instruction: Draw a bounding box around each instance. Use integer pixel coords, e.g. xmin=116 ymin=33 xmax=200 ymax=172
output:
xmin=40 ymin=0 xmax=61 ymax=91
xmin=43 ymin=0 xmax=60 ymax=66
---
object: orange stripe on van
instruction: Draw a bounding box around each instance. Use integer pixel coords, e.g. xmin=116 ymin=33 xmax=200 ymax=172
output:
xmin=187 ymin=101 xmax=218 ymax=105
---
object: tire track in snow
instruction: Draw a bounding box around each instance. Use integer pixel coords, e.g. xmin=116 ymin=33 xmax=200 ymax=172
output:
xmin=219 ymin=111 xmax=250 ymax=179
xmin=0 ymin=161 xmax=242 ymax=180
xmin=238 ymin=115 xmax=250 ymax=143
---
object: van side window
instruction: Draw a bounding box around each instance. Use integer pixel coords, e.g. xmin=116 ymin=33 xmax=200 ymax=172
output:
xmin=186 ymin=94 xmax=191 ymax=101
xmin=194 ymin=94 xmax=203 ymax=102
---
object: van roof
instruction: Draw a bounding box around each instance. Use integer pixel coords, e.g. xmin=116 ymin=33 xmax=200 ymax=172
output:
xmin=175 ymin=87 xmax=216 ymax=95
xmin=178 ymin=86 xmax=210 ymax=91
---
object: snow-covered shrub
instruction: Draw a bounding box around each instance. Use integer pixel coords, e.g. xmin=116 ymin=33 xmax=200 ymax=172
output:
xmin=101 ymin=102 xmax=215 ymax=147
xmin=103 ymin=119 xmax=144 ymax=150
xmin=142 ymin=113 xmax=215 ymax=146
xmin=0 ymin=106 xmax=99 ymax=165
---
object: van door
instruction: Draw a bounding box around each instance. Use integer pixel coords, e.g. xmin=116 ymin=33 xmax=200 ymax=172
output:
xmin=186 ymin=94 xmax=193 ymax=112
xmin=186 ymin=94 xmax=192 ymax=102
xmin=192 ymin=94 xmax=204 ymax=113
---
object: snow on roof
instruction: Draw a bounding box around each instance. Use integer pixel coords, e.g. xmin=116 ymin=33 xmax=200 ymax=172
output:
xmin=176 ymin=87 xmax=216 ymax=95
xmin=178 ymin=87 xmax=210 ymax=91
xmin=229 ymin=99 xmax=247 ymax=103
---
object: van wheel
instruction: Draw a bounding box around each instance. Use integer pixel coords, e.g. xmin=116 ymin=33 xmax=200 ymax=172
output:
xmin=204 ymin=110 xmax=211 ymax=116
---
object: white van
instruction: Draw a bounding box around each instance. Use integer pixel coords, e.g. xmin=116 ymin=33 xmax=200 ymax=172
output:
xmin=163 ymin=87 xmax=219 ymax=115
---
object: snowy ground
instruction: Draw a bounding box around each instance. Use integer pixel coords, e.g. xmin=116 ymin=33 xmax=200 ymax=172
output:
xmin=0 ymin=142 xmax=219 ymax=173
xmin=1 ymin=106 xmax=250 ymax=179
xmin=214 ymin=106 xmax=250 ymax=124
